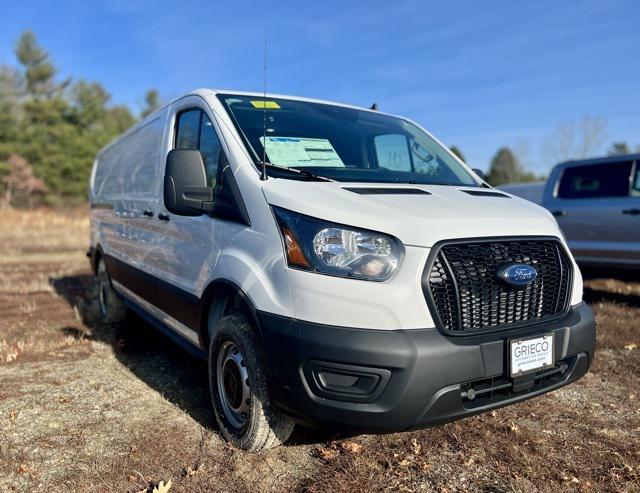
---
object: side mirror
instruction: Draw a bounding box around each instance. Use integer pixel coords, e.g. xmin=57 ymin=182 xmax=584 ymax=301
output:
xmin=472 ymin=168 xmax=486 ymax=181
xmin=163 ymin=149 xmax=214 ymax=216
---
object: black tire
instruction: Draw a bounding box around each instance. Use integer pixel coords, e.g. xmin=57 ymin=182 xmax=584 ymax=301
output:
xmin=96 ymin=259 xmax=128 ymax=324
xmin=209 ymin=313 xmax=294 ymax=451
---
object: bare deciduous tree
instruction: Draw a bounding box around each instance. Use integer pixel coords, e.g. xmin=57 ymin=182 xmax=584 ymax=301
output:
xmin=1 ymin=153 xmax=47 ymax=208
xmin=512 ymin=138 xmax=533 ymax=172
xmin=542 ymin=116 xmax=607 ymax=169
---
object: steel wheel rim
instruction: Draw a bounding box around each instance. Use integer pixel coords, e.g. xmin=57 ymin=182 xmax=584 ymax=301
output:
xmin=216 ymin=341 xmax=250 ymax=429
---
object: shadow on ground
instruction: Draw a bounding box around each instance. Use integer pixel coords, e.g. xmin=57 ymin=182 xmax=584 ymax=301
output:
xmin=51 ymin=273 xmax=215 ymax=430
xmin=50 ymin=273 xmax=330 ymax=446
xmin=581 ymin=265 xmax=640 ymax=283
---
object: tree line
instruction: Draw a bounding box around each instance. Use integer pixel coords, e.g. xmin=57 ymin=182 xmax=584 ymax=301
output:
xmin=0 ymin=31 xmax=160 ymax=207
xmin=451 ymin=117 xmax=640 ymax=186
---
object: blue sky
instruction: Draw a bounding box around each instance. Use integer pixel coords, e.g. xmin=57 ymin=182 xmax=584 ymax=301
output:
xmin=1 ymin=0 xmax=639 ymax=173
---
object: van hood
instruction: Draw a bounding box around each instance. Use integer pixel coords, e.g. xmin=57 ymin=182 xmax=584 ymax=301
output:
xmin=261 ymin=179 xmax=561 ymax=248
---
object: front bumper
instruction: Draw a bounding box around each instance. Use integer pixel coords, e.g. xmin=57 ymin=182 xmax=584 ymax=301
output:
xmin=257 ymin=302 xmax=596 ymax=432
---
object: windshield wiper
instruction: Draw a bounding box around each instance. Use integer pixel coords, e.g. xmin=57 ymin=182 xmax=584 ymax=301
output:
xmin=259 ymin=162 xmax=334 ymax=182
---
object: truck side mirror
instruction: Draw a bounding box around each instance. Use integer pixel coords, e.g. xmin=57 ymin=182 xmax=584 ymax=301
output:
xmin=163 ymin=149 xmax=214 ymax=216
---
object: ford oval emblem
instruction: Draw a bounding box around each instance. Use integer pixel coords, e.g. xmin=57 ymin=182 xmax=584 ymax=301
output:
xmin=498 ymin=263 xmax=538 ymax=286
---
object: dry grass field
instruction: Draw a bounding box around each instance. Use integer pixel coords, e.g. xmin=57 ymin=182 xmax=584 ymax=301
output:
xmin=0 ymin=209 xmax=638 ymax=493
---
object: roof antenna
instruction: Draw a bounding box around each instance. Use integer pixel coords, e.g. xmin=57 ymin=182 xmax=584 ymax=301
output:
xmin=260 ymin=28 xmax=269 ymax=181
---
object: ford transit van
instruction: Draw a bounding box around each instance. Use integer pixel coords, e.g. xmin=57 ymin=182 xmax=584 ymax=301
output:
xmin=89 ymin=89 xmax=596 ymax=451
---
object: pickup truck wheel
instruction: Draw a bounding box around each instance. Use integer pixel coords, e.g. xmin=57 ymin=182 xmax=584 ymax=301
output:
xmin=209 ymin=314 xmax=294 ymax=451
xmin=96 ymin=259 xmax=128 ymax=324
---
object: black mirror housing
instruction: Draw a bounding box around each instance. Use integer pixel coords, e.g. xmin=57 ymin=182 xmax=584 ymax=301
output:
xmin=164 ymin=149 xmax=213 ymax=216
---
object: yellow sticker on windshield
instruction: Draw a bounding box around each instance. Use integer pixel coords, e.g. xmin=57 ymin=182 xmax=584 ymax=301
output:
xmin=250 ymin=100 xmax=280 ymax=109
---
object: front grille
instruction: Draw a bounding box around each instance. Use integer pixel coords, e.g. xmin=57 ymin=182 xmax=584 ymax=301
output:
xmin=424 ymin=238 xmax=572 ymax=334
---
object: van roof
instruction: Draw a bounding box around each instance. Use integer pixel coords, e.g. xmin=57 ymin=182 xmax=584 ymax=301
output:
xmin=188 ymin=87 xmax=394 ymax=116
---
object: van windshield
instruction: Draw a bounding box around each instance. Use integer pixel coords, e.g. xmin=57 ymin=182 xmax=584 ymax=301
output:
xmin=218 ymin=94 xmax=478 ymax=186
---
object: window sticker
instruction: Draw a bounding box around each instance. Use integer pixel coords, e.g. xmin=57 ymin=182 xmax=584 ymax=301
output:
xmin=250 ymin=100 xmax=281 ymax=109
xmin=260 ymin=137 xmax=345 ymax=167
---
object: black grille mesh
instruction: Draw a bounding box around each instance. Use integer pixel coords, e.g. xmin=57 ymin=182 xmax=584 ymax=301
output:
xmin=424 ymin=239 xmax=571 ymax=334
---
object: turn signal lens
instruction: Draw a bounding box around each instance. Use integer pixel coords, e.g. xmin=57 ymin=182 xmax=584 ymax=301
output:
xmin=283 ymin=227 xmax=310 ymax=268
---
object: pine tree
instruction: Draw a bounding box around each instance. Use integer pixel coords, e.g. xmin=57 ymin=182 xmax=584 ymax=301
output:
xmin=141 ymin=89 xmax=161 ymax=118
xmin=487 ymin=147 xmax=523 ymax=186
xmin=449 ymin=146 xmax=466 ymax=163
xmin=14 ymin=31 xmax=62 ymax=98
xmin=2 ymin=31 xmax=136 ymax=204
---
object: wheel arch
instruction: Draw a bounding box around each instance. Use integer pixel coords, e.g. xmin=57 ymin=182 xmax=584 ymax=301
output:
xmin=198 ymin=279 xmax=264 ymax=352
xmin=198 ymin=279 xmax=278 ymax=380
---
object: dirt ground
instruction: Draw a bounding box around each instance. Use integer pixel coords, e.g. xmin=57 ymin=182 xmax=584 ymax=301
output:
xmin=0 ymin=209 xmax=638 ymax=493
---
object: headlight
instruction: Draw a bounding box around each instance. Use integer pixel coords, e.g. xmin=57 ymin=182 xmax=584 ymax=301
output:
xmin=272 ymin=206 xmax=403 ymax=281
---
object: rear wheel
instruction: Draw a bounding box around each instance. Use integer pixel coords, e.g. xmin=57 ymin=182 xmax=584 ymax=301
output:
xmin=96 ymin=259 xmax=128 ymax=324
xmin=209 ymin=313 xmax=294 ymax=451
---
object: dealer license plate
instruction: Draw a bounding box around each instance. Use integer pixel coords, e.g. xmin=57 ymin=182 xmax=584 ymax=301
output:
xmin=510 ymin=334 xmax=555 ymax=378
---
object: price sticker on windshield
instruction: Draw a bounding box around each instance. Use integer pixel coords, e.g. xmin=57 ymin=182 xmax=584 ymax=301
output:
xmin=260 ymin=137 xmax=345 ymax=168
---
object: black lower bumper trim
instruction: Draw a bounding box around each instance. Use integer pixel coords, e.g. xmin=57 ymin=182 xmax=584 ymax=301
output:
xmin=257 ymin=302 xmax=596 ymax=432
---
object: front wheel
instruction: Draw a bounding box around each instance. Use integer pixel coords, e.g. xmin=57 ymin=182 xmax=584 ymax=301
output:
xmin=209 ymin=314 xmax=294 ymax=451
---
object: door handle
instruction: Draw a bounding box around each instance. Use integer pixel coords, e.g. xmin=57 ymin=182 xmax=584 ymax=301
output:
xmin=622 ymin=208 xmax=640 ymax=215
xmin=158 ymin=212 xmax=170 ymax=221
xmin=551 ymin=210 xmax=566 ymax=217
xmin=143 ymin=209 xmax=154 ymax=217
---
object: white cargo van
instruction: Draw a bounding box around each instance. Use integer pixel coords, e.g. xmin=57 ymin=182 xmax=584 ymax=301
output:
xmin=89 ymin=89 xmax=595 ymax=451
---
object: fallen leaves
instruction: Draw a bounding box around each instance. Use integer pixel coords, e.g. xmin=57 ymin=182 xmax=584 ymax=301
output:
xmin=0 ymin=339 xmax=28 ymax=363
xmin=411 ymin=438 xmax=421 ymax=455
xmin=317 ymin=447 xmax=340 ymax=461
xmin=136 ymin=479 xmax=172 ymax=493
xmin=154 ymin=480 xmax=172 ymax=493
xmin=182 ymin=463 xmax=204 ymax=477
xmin=315 ymin=440 xmax=363 ymax=461
xmin=339 ymin=441 xmax=362 ymax=454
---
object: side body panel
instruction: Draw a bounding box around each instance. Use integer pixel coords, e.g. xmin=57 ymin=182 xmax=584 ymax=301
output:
xmin=90 ymin=109 xmax=169 ymax=306
xmin=149 ymin=96 xmax=221 ymax=300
